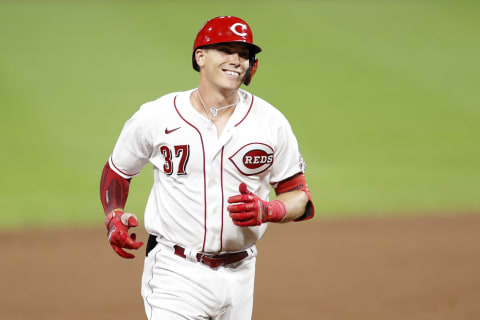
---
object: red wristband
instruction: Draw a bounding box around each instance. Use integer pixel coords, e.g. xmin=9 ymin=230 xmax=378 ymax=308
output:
xmin=266 ymin=200 xmax=287 ymax=222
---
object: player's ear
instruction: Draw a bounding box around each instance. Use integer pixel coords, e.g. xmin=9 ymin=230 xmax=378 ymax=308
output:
xmin=195 ymin=49 xmax=206 ymax=68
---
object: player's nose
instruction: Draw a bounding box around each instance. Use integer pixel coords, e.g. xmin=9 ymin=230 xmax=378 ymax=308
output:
xmin=227 ymin=52 xmax=241 ymax=65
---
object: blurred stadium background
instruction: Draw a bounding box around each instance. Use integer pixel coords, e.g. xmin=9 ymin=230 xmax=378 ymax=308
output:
xmin=1 ymin=0 xmax=479 ymax=229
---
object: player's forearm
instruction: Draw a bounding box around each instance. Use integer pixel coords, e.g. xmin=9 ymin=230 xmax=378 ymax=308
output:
xmin=100 ymin=161 xmax=131 ymax=215
xmin=275 ymin=190 xmax=309 ymax=223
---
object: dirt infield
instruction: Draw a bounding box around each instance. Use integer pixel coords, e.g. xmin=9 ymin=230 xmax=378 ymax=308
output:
xmin=1 ymin=214 xmax=479 ymax=320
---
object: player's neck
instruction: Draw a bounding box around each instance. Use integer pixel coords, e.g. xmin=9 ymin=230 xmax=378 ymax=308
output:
xmin=197 ymin=83 xmax=239 ymax=107
xmin=190 ymin=89 xmax=236 ymax=137
xmin=192 ymin=83 xmax=240 ymax=121
xmin=192 ymin=89 xmax=234 ymax=122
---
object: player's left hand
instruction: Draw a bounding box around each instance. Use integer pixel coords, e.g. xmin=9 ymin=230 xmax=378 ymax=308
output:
xmin=105 ymin=210 xmax=144 ymax=259
xmin=227 ymin=183 xmax=287 ymax=227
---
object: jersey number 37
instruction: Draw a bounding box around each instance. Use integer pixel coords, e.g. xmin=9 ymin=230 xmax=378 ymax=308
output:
xmin=160 ymin=145 xmax=190 ymax=175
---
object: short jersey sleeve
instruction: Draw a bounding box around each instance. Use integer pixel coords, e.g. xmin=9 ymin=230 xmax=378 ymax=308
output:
xmin=269 ymin=114 xmax=305 ymax=184
xmin=109 ymin=107 xmax=153 ymax=179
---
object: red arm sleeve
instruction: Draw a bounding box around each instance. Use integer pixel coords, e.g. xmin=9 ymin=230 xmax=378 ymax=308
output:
xmin=274 ymin=172 xmax=315 ymax=221
xmin=100 ymin=161 xmax=131 ymax=215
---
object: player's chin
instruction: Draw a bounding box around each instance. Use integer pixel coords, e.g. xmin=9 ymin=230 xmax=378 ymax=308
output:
xmin=223 ymin=81 xmax=242 ymax=91
xmin=220 ymin=74 xmax=244 ymax=88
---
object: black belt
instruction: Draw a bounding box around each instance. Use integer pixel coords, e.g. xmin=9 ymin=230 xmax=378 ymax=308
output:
xmin=146 ymin=235 xmax=249 ymax=269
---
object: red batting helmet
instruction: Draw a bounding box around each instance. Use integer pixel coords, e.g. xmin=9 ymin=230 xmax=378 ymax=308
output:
xmin=192 ymin=16 xmax=262 ymax=86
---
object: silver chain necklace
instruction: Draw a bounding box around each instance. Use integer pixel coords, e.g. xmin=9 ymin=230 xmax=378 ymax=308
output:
xmin=196 ymin=89 xmax=238 ymax=118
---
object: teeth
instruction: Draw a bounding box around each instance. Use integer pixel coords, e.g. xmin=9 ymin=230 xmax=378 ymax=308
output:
xmin=225 ymin=70 xmax=240 ymax=76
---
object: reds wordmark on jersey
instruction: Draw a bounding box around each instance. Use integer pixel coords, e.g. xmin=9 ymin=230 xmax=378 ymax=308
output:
xmin=109 ymin=89 xmax=304 ymax=253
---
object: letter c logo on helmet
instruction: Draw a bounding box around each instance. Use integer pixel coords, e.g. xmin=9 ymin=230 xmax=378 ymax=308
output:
xmin=192 ymin=16 xmax=262 ymax=86
xmin=229 ymin=23 xmax=248 ymax=37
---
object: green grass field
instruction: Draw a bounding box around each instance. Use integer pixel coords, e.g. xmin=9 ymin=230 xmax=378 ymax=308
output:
xmin=1 ymin=0 xmax=479 ymax=229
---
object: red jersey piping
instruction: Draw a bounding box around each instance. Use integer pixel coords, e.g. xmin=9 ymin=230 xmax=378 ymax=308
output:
xmin=109 ymin=156 xmax=139 ymax=177
xmin=220 ymin=147 xmax=225 ymax=252
xmin=235 ymin=94 xmax=254 ymax=127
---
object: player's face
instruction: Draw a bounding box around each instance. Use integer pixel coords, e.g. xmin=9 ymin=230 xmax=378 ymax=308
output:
xmin=198 ymin=43 xmax=250 ymax=91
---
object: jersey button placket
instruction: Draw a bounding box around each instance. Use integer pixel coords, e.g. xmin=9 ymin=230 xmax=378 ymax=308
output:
xmin=203 ymin=146 xmax=224 ymax=252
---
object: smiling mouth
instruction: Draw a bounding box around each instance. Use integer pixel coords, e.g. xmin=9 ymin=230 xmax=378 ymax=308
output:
xmin=223 ymin=69 xmax=241 ymax=77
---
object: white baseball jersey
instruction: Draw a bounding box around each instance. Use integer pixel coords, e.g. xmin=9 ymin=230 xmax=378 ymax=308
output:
xmin=109 ymin=88 xmax=304 ymax=253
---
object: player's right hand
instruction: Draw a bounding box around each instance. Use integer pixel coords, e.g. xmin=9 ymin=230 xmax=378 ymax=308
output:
xmin=105 ymin=210 xmax=144 ymax=259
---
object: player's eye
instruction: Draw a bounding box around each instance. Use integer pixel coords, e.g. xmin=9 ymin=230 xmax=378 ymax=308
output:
xmin=216 ymin=45 xmax=248 ymax=56
xmin=218 ymin=47 xmax=235 ymax=54
xmin=238 ymin=51 xmax=250 ymax=59
xmin=221 ymin=48 xmax=249 ymax=59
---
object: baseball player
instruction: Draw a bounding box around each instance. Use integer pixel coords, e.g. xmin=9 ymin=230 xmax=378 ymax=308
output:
xmin=99 ymin=16 xmax=314 ymax=320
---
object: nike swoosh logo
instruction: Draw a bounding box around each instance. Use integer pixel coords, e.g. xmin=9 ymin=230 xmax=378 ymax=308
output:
xmin=165 ymin=127 xmax=181 ymax=134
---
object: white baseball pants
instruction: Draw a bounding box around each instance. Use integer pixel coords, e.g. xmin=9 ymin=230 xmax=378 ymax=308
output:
xmin=141 ymin=238 xmax=257 ymax=320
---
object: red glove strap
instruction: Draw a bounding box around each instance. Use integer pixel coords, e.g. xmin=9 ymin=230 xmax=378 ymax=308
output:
xmin=105 ymin=209 xmax=123 ymax=228
xmin=265 ymin=199 xmax=287 ymax=222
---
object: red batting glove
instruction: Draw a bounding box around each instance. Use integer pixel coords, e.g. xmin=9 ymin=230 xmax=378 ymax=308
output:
xmin=105 ymin=210 xmax=144 ymax=259
xmin=227 ymin=183 xmax=287 ymax=227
